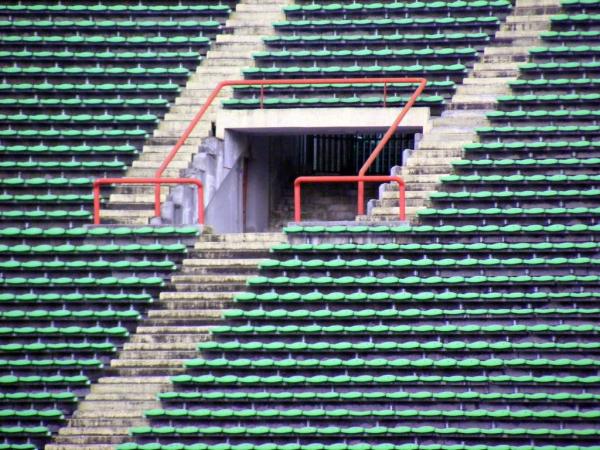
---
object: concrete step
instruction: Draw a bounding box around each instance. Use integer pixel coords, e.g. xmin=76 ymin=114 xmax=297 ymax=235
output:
xmin=146 ymin=309 xmax=227 ymax=319
xmin=68 ymin=418 xmax=147 ymax=428
xmin=483 ymin=45 xmax=534 ymax=56
xmin=170 ymin=274 xmax=249 ymax=283
xmin=129 ymin=332 xmax=212 ymax=344
xmin=157 ymin=299 xmax=233 ymax=310
xmin=75 ymin=401 xmax=158 ymax=413
xmin=118 ymin=349 xmax=199 ymax=359
xmin=193 ymin=241 xmax=278 ymax=251
xmin=110 ymin=359 xmax=188 ymax=369
xmin=454 ymin=83 xmax=511 ymax=96
xmin=181 ymin=258 xmax=262 ymax=267
xmin=201 ymin=232 xmax=285 ymax=242
xmin=134 ymin=326 xmax=216 ymax=335
xmin=47 ymin=445 xmax=120 ymax=450
xmin=159 ymin=291 xmax=236 ymax=300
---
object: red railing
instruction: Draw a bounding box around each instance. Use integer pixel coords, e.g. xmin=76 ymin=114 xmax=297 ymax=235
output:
xmin=93 ymin=178 xmax=204 ymax=225
xmin=93 ymin=77 xmax=426 ymax=225
xmin=294 ymin=175 xmax=406 ymax=222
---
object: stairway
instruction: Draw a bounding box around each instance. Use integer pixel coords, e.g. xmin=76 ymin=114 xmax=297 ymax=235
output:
xmin=103 ymin=0 xmax=292 ymax=225
xmin=368 ymin=0 xmax=561 ymax=222
xmin=46 ymin=232 xmax=285 ymax=450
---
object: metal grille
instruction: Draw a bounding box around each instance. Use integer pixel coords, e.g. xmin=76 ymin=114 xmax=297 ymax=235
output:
xmin=296 ymin=133 xmax=414 ymax=175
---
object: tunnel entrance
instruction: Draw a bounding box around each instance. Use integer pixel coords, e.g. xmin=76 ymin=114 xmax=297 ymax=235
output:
xmin=240 ymin=132 xmax=415 ymax=232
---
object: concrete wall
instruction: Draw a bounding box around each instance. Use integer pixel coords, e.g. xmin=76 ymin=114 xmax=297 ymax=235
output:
xmin=244 ymin=136 xmax=269 ymax=233
xmin=216 ymin=107 xmax=430 ymax=139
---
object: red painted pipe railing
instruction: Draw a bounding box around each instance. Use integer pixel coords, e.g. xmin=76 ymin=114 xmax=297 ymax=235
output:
xmin=94 ymin=77 xmax=425 ymax=225
xmin=294 ymin=175 xmax=406 ymax=223
xmin=93 ymin=178 xmax=204 ymax=225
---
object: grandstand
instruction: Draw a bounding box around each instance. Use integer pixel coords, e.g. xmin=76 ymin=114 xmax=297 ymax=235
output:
xmin=0 ymin=0 xmax=598 ymax=449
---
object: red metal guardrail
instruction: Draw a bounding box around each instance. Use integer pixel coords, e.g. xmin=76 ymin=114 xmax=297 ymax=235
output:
xmin=93 ymin=178 xmax=204 ymax=225
xmin=93 ymin=77 xmax=426 ymax=225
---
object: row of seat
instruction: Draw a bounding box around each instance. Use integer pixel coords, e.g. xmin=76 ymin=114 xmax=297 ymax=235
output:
xmin=242 ymin=64 xmax=467 ymax=77
xmin=0 ymin=66 xmax=190 ymax=76
xmin=145 ymin=407 xmax=600 ymax=420
xmin=262 ymin=32 xmax=490 ymax=46
xmin=285 ymin=0 xmax=511 ymax=14
xmin=0 ymin=50 xmax=201 ymax=60
xmin=0 ymin=343 xmax=116 ymax=353
xmin=129 ymin=425 xmax=600 ymax=437
xmin=0 ymin=4 xmax=232 ymax=14
xmin=0 ymin=145 xmax=138 ymax=154
xmin=271 ymin=240 xmax=600 ymax=252
xmin=0 ymin=82 xmax=179 ymax=93
xmin=272 ymin=16 xmax=501 ymax=28
xmin=0 ymin=309 xmax=140 ymax=320
xmin=258 ymin=256 xmax=600 ymax=269
xmin=0 ymin=375 xmax=89 ymax=386
xmin=0 ymin=259 xmax=175 ymax=270
xmin=415 ymin=206 xmax=600 ymax=220
xmin=171 ymin=373 xmax=600 ymax=386
xmin=222 ymin=307 xmax=600 ymax=320
xmin=0 ymin=35 xmax=212 ymax=46
xmin=0 ymin=359 xmax=102 ymax=369
xmin=0 ymin=392 xmax=75 ymax=402
xmin=157 ymin=390 xmax=600 ymax=402
xmin=0 ymin=226 xmax=199 ymax=237
xmin=252 ymin=48 xmax=478 ymax=59
xmin=120 ymin=444 xmax=600 ymax=450
xmin=452 ymin=156 xmax=599 ymax=167
xmin=0 ymin=293 xmax=151 ymax=304
xmin=282 ymin=223 xmax=600 ymax=234
xmin=0 ymin=243 xmax=186 ymax=254
xmin=428 ymin=189 xmax=600 ymax=201
xmin=0 ymin=326 xmax=129 ymax=336
xmin=487 ymin=109 xmax=600 ymax=119
xmin=211 ymin=323 xmax=600 ymax=334
xmin=0 ymin=276 xmax=164 ymax=287
xmin=232 ymin=290 xmax=600 ymax=303
xmin=197 ymin=340 xmax=600 ymax=352
xmin=247 ymin=273 xmax=600 ymax=287
xmin=0 ymin=99 xmax=168 ymax=110
xmin=509 ymin=77 xmax=600 ymax=88
xmin=0 ymin=19 xmax=221 ymax=29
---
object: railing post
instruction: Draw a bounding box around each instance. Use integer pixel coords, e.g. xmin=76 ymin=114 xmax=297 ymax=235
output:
xmin=93 ymin=182 xmax=101 ymax=225
xmin=154 ymin=183 xmax=161 ymax=218
xmin=294 ymin=180 xmax=302 ymax=223
xmin=197 ymin=183 xmax=205 ymax=225
xmin=357 ymin=181 xmax=365 ymax=216
xmin=397 ymin=180 xmax=406 ymax=221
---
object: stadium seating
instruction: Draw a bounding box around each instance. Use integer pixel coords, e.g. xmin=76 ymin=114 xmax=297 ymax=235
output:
xmin=120 ymin=0 xmax=600 ymax=449
xmin=0 ymin=1 xmax=236 ymax=449
xmin=223 ymin=0 xmax=513 ymax=112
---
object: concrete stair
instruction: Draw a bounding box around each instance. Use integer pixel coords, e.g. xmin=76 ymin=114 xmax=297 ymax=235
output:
xmin=102 ymin=0 xmax=291 ymax=225
xmin=47 ymin=232 xmax=285 ymax=450
xmin=368 ymin=0 xmax=561 ymax=222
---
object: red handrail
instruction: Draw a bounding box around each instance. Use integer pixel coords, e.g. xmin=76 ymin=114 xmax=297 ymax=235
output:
xmin=94 ymin=77 xmax=425 ymax=225
xmin=294 ymin=175 xmax=406 ymax=222
xmin=93 ymin=177 xmax=204 ymax=225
